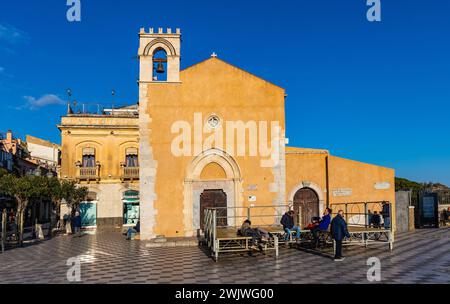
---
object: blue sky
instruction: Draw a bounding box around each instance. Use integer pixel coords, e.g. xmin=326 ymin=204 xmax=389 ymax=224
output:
xmin=0 ymin=0 xmax=449 ymax=185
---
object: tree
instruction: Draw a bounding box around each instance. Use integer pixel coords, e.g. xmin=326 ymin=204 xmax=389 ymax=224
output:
xmin=59 ymin=180 xmax=87 ymax=215
xmin=71 ymin=186 xmax=88 ymax=215
xmin=0 ymin=174 xmax=40 ymax=246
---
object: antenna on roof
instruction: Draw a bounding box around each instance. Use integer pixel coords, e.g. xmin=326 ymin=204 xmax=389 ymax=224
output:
xmin=111 ymin=89 xmax=116 ymax=115
xmin=66 ymin=88 xmax=73 ymax=114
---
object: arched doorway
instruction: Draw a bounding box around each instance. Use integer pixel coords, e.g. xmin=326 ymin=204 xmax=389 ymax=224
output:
xmin=199 ymin=190 xmax=227 ymax=230
xmin=184 ymin=148 xmax=243 ymax=237
xmin=293 ymin=188 xmax=319 ymax=228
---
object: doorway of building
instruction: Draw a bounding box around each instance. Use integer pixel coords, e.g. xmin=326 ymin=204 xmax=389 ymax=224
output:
xmin=200 ymin=189 xmax=227 ymax=230
xmin=293 ymin=188 xmax=319 ymax=229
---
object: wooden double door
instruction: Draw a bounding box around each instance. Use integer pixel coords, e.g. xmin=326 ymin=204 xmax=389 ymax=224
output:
xmin=200 ymin=189 xmax=227 ymax=230
xmin=293 ymin=188 xmax=319 ymax=229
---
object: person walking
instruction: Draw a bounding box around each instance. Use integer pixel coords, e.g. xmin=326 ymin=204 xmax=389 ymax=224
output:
xmin=331 ymin=210 xmax=351 ymax=262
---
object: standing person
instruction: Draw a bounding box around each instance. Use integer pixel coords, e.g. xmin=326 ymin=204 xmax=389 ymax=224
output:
xmin=280 ymin=210 xmax=301 ymax=243
xmin=381 ymin=201 xmax=391 ymax=229
xmin=311 ymin=208 xmax=332 ymax=247
xmin=73 ymin=212 xmax=82 ymax=237
xmin=331 ymin=210 xmax=351 ymax=262
xmin=367 ymin=210 xmax=373 ymax=227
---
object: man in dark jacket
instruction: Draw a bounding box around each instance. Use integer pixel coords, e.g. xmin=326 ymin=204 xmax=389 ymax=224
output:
xmin=280 ymin=211 xmax=301 ymax=241
xmin=73 ymin=212 xmax=82 ymax=237
xmin=381 ymin=201 xmax=391 ymax=229
xmin=331 ymin=210 xmax=351 ymax=261
xmin=311 ymin=208 xmax=332 ymax=247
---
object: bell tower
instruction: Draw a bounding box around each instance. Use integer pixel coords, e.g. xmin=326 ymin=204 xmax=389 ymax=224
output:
xmin=138 ymin=27 xmax=181 ymax=82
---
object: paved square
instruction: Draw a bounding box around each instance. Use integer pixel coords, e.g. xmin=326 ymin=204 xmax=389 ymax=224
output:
xmin=0 ymin=228 xmax=449 ymax=284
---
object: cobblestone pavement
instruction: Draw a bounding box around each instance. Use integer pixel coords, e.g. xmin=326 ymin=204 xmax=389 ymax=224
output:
xmin=0 ymin=228 xmax=448 ymax=284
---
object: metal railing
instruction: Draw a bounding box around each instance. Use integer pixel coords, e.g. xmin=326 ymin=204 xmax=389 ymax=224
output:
xmin=77 ymin=167 xmax=100 ymax=181
xmin=205 ymin=204 xmax=292 ymax=229
xmin=330 ymin=201 xmax=392 ymax=230
xmin=121 ymin=167 xmax=139 ymax=181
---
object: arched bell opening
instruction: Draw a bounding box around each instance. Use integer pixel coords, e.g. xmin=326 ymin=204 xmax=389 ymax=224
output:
xmin=152 ymin=48 xmax=167 ymax=81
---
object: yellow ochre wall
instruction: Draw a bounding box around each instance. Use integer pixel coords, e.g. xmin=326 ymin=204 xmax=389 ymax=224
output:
xmin=144 ymin=58 xmax=286 ymax=237
xmin=328 ymin=156 xmax=395 ymax=205
xmin=59 ymin=116 xmax=139 ymax=182
xmin=285 ymin=147 xmax=395 ymax=229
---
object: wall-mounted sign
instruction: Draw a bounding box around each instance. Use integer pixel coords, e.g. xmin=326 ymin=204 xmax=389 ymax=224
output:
xmin=374 ymin=182 xmax=391 ymax=190
xmin=332 ymin=188 xmax=352 ymax=197
xmin=247 ymin=184 xmax=258 ymax=191
xmin=248 ymin=195 xmax=257 ymax=202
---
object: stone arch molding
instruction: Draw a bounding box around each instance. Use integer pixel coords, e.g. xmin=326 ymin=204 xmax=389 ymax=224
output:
xmin=288 ymin=181 xmax=326 ymax=216
xmin=143 ymin=38 xmax=177 ymax=57
xmin=183 ymin=148 xmax=243 ymax=237
xmin=186 ymin=148 xmax=242 ymax=181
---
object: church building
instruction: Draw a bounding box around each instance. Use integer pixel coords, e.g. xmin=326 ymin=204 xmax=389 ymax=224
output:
xmin=137 ymin=28 xmax=395 ymax=240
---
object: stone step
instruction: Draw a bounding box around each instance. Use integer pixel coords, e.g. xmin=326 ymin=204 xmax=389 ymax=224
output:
xmin=144 ymin=237 xmax=202 ymax=248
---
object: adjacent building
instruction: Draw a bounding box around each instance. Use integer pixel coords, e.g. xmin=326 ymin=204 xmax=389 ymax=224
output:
xmin=58 ymin=105 xmax=139 ymax=230
xmin=0 ymin=130 xmax=37 ymax=176
xmin=26 ymin=135 xmax=60 ymax=175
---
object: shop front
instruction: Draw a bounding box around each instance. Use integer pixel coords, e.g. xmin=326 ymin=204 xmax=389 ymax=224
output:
xmin=80 ymin=192 xmax=98 ymax=229
xmin=123 ymin=190 xmax=139 ymax=226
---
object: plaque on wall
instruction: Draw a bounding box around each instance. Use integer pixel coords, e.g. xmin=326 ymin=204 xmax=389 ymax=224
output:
xmin=332 ymin=188 xmax=352 ymax=197
xmin=247 ymin=184 xmax=258 ymax=191
xmin=248 ymin=195 xmax=257 ymax=202
xmin=374 ymin=182 xmax=391 ymax=190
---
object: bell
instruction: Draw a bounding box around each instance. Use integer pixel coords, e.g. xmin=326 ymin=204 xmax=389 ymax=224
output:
xmin=156 ymin=62 xmax=165 ymax=74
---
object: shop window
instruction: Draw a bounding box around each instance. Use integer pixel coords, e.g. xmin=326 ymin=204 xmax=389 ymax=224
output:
xmin=123 ymin=190 xmax=140 ymax=225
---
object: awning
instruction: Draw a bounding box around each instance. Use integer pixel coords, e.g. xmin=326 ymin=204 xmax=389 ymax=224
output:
xmin=126 ymin=147 xmax=138 ymax=155
xmin=82 ymin=147 xmax=95 ymax=156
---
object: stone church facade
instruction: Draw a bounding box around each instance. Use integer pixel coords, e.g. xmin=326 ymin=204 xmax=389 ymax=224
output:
xmin=137 ymin=28 xmax=395 ymax=240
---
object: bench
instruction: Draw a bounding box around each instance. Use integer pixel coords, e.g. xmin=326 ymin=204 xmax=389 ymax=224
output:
xmin=211 ymin=227 xmax=279 ymax=262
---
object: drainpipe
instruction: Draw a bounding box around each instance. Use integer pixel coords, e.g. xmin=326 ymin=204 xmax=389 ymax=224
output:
xmin=325 ymin=154 xmax=330 ymax=208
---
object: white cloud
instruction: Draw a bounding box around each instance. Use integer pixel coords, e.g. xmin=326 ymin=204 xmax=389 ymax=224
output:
xmin=0 ymin=23 xmax=29 ymax=44
xmin=22 ymin=94 xmax=65 ymax=110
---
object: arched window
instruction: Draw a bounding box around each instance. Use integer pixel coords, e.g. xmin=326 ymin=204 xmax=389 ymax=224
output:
xmin=125 ymin=147 xmax=138 ymax=167
xmin=152 ymin=48 xmax=167 ymax=81
xmin=82 ymin=147 xmax=95 ymax=168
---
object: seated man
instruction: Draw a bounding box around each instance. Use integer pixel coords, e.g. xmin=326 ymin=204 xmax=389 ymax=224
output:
xmin=311 ymin=208 xmax=332 ymax=247
xmin=126 ymin=220 xmax=140 ymax=240
xmin=280 ymin=210 xmax=301 ymax=242
xmin=239 ymin=220 xmax=268 ymax=251
xmin=370 ymin=211 xmax=381 ymax=228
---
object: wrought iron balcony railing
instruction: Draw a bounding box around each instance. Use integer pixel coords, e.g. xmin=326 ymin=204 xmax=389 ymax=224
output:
xmin=121 ymin=167 xmax=139 ymax=182
xmin=76 ymin=163 xmax=100 ymax=182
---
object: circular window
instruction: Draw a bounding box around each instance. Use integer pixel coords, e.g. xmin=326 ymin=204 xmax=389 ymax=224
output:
xmin=207 ymin=115 xmax=221 ymax=129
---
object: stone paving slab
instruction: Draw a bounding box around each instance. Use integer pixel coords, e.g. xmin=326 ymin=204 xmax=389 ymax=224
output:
xmin=0 ymin=228 xmax=448 ymax=284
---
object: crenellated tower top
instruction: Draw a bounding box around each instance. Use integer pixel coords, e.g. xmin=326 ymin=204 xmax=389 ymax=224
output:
xmin=138 ymin=27 xmax=181 ymax=83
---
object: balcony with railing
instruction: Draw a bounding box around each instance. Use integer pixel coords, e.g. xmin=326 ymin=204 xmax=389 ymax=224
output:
xmin=76 ymin=161 xmax=100 ymax=182
xmin=121 ymin=165 xmax=139 ymax=182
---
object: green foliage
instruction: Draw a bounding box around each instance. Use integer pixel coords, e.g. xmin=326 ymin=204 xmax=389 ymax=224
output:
xmin=395 ymin=177 xmax=449 ymax=192
xmin=0 ymin=174 xmax=38 ymax=206
xmin=0 ymin=168 xmax=8 ymax=178
xmin=0 ymin=172 xmax=89 ymax=244
xmin=395 ymin=177 xmax=423 ymax=192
